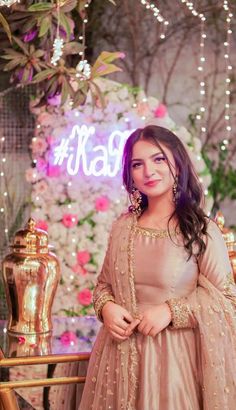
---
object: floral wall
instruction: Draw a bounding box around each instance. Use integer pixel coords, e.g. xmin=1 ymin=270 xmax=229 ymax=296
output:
xmin=26 ymin=79 xmax=212 ymax=316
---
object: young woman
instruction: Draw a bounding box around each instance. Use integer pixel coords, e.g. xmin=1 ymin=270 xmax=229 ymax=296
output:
xmin=79 ymin=125 xmax=236 ymax=410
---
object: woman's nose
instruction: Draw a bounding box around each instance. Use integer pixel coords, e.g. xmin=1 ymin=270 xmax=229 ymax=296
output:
xmin=144 ymin=162 xmax=155 ymax=178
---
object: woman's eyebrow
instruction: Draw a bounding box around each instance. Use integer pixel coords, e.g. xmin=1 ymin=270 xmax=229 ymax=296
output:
xmin=131 ymin=151 xmax=163 ymax=162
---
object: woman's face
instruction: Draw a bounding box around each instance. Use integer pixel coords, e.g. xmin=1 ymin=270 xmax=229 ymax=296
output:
xmin=131 ymin=139 xmax=177 ymax=200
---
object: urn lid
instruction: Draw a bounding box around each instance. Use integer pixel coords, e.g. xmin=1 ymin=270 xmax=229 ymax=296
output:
xmin=12 ymin=218 xmax=49 ymax=254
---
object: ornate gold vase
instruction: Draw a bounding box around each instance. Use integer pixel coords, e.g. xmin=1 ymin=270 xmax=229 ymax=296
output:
xmin=7 ymin=332 xmax=52 ymax=357
xmin=2 ymin=218 xmax=60 ymax=335
xmin=215 ymin=211 xmax=236 ymax=282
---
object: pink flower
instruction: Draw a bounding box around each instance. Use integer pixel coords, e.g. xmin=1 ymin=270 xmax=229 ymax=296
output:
xmin=95 ymin=196 xmax=110 ymax=212
xmin=72 ymin=264 xmax=87 ymax=276
xmin=47 ymin=94 xmax=61 ymax=107
xmin=119 ymin=52 xmax=126 ymax=59
xmin=76 ymin=250 xmax=91 ymax=265
xmin=23 ymin=29 xmax=37 ymax=43
xmin=47 ymin=135 xmax=56 ymax=146
xmin=34 ymin=180 xmax=48 ymax=195
xmin=25 ymin=168 xmax=38 ymax=183
xmin=137 ymin=102 xmax=150 ymax=117
xmin=60 ymin=331 xmax=77 ymax=346
xmin=37 ymin=112 xmax=53 ymax=126
xmin=31 ymin=137 xmax=48 ymax=156
xmin=36 ymin=158 xmax=47 ymax=172
xmin=62 ymin=214 xmax=78 ymax=228
xmin=18 ymin=336 xmax=26 ymax=345
xmin=47 ymin=164 xmax=61 ymax=178
xmin=154 ymin=103 xmax=167 ymax=118
xmin=77 ymin=288 xmax=92 ymax=306
xmin=35 ymin=220 xmax=48 ymax=231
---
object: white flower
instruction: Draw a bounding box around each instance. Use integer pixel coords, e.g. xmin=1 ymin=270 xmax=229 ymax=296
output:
xmin=192 ymin=137 xmax=202 ymax=153
xmin=25 ymin=168 xmax=40 ymax=183
xmin=31 ymin=208 xmax=47 ymax=221
xmin=117 ymin=86 xmax=129 ymax=100
xmin=174 ymin=126 xmax=191 ymax=144
xmin=47 ymin=205 xmax=63 ymax=222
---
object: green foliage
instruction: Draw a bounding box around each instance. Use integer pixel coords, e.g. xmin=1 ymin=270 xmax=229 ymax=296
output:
xmin=202 ymin=141 xmax=236 ymax=211
xmin=0 ymin=12 xmax=11 ymax=41
xmin=0 ymin=0 xmax=122 ymax=107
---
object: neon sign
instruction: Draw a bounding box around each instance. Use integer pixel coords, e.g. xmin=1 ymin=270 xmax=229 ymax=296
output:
xmin=53 ymin=124 xmax=133 ymax=177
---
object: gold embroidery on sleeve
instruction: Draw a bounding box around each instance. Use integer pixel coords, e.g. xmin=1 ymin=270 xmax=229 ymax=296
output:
xmin=223 ymin=271 xmax=236 ymax=307
xmin=166 ymin=298 xmax=195 ymax=329
xmin=93 ymin=293 xmax=115 ymax=322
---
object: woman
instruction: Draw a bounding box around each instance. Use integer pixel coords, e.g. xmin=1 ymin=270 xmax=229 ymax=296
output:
xmin=79 ymin=125 xmax=236 ymax=410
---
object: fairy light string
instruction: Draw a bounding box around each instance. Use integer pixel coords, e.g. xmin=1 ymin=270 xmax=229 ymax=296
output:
xmin=139 ymin=0 xmax=169 ymax=39
xmin=51 ymin=1 xmax=64 ymax=66
xmin=0 ymin=136 xmax=9 ymax=246
xmin=221 ymin=0 xmax=233 ymax=152
xmin=180 ymin=1 xmax=207 ymax=137
xmin=76 ymin=1 xmax=91 ymax=80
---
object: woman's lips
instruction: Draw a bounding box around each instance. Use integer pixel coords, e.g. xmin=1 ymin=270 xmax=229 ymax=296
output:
xmin=144 ymin=180 xmax=160 ymax=187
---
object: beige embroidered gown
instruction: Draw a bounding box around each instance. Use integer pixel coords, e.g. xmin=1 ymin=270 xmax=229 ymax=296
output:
xmin=134 ymin=225 xmax=201 ymax=409
xmin=79 ymin=216 xmax=236 ymax=410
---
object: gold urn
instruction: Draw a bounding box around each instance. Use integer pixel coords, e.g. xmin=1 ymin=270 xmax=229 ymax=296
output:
xmin=215 ymin=211 xmax=236 ymax=283
xmin=2 ymin=218 xmax=60 ymax=335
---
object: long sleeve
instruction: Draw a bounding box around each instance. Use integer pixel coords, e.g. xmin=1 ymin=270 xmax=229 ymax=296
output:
xmin=93 ymin=226 xmax=115 ymax=321
xmin=167 ymin=220 xmax=236 ymax=329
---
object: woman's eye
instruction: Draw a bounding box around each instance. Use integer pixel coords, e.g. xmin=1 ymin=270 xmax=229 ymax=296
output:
xmin=154 ymin=156 xmax=166 ymax=163
xmin=132 ymin=162 xmax=142 ymax=168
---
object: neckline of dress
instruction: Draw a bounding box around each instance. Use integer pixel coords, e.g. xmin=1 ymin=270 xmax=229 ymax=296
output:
xmin=134 ymin=215 xmax=180 ymax=238
xmin=133 ymin=215 xmax=179 ymax=238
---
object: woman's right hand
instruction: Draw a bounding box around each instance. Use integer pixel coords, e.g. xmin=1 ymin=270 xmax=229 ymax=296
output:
xmin=102 ymin=301 xmax=140 ymax=342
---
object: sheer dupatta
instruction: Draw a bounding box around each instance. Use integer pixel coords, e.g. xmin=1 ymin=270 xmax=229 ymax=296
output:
xmin=80 ymin=214 xmax=236 ymax=410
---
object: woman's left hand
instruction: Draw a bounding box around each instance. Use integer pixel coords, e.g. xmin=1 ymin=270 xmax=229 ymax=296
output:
xmin=125 ymin=303 xmax=172 ymax=338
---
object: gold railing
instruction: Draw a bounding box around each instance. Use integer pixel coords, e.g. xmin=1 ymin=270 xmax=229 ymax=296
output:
xmin=0 ymin=349 xmax=90 ymax=410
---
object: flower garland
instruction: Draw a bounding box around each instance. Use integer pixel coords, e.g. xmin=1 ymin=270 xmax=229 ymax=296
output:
xmin=27 ymin=79 xmax=212 ymax=316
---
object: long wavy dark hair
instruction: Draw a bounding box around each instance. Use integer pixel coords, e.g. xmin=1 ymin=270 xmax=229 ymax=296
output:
xmin=122 ymin=125 xmax=208 ymax=259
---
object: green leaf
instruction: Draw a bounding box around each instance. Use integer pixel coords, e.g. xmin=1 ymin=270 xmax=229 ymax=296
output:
xmin=22 ymin=67 xmax=32 ymax=83
xmin=0 ymin=12 xmax=12 ymax=42
xmin=1 ymin=49 xmax=24 ymax=58
xmin=33 ymin=68 xmax=56 ymax=83
xmin=91 ymin=51 xmax=123 ymax=78
xmin=58 ymin=11 xmax=71 ymax=42
xmin=3 ymin=59 xmax=23 ymax=71
xmin=73 ymin=89 xmax=87 ymax=107
xmin=89 ymin=80 xmax=106 ymax=108
xmin=61 ymin=0 xmax=77 ymax=13
xmin=45 ymin=77 xmax=59 ymax=96
xmin=12 ymin=36 xmax=30 ymax=56
xmin=34 ymin=49 xmax=45 ymax=58
xmin=38 ymin=15 xmax=51 ymax=37
xmin=95 ymin=50 xmax=125 ymax=65
xmin=92 ymin=62 xmax=122 ymax=78
xmin=31 ymin=61 xmax=43 ymax=73
xmin=61 ymin=78 xmax=70 ymax=105
xmin=22 ymin=18 xmax=37 ymax=33
xmin=63 ymin=41 xmax=83 ymax=56
xmin=28 ymin=3 xmax=54 ymax=12
xmin=77 ymin=0 xmax=89 ymax=12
